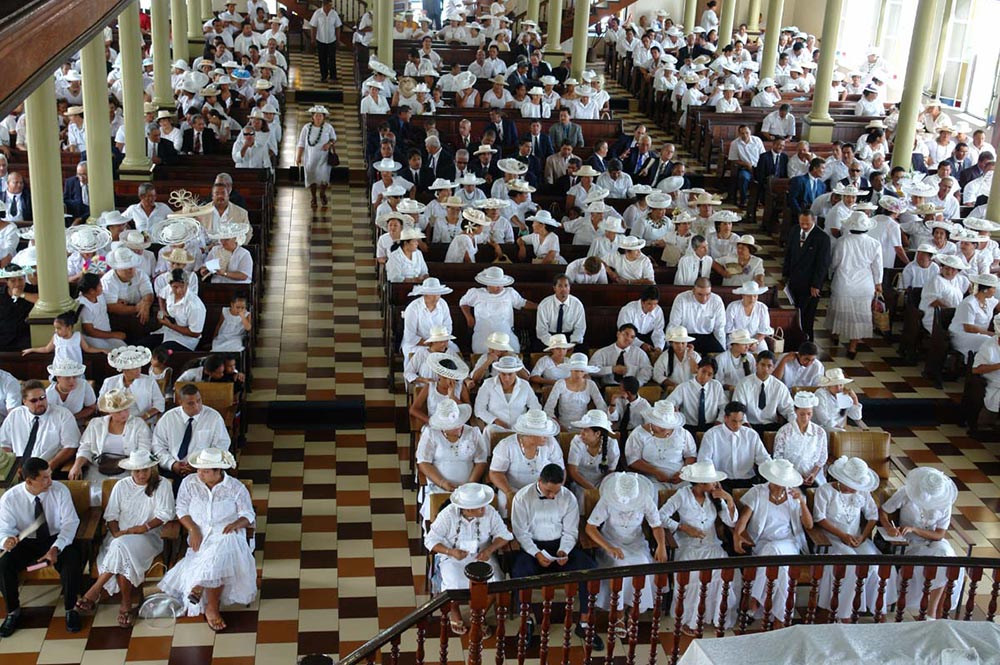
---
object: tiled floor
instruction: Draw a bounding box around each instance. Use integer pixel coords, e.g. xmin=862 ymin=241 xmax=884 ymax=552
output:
xmin=3 ymin=48 xmax=1000 ymax=664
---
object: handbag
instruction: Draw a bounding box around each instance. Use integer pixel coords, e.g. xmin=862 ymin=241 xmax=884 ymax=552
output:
xmin=327 ymin=149 xmax=340 ymax=167
xmin=872 ymin=294 xmax=890 ymax=333
xmin=95 ymin=453 xmax=127 ymax=477
xmin=770 ymin=327 xmax=785 ymax=354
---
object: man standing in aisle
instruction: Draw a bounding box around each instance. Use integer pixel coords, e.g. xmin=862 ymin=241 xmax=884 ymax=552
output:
xmin=310 ymin=0 xmax=343 ymax=83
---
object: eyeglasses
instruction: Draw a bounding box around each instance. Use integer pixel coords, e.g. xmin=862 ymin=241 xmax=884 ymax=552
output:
xmin=849 ymin=169 xmax=861 ymax=173
xmin=27 ymin=396 xmax=46 ymax=404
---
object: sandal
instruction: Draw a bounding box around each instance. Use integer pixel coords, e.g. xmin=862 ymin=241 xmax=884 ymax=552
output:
xmin=75 ymin=595 xmax=97 ymax=613
xmin=187 ymin=587 xmax=203 ymax=605
xmin=320 ymin=193 xmax=329 ymax=206
xmin=449 ymin=618 xmax=468 ymax=635
xmin=117 ymin=608 xmax=134 ymax=628
xmin=206 ymin=612 xmax=227 ymax=632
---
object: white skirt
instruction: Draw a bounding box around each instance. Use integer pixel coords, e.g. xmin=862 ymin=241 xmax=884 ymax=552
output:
xmin=828 ymin=295 xmax=874 ymax=340
xmin=951 ymin=331 xmax=991 ymax=358
xmin=159 ymin=529 xmax=257 ymax=616
xmin=671 ymin=543 xmax=739 ymax=630
xmin=817 ymin=539 xmax=897 ymax=619
xmin=437 ymin=553 xmax=503 ymax=592
xmin=749 ymin=538 xmax=800 ymax=620
xmin=595 ymin=542 xmax=658 ymax=612
xmin=901 ymin=539 xmax=963 ymax=611
xmin=97 ymin=530 xmax=163 ymax=594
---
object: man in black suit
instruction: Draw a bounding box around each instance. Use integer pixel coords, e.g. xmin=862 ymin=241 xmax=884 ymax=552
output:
xmin=786 ymin=157 xmax=825 ymax=220
xmin=958 ymin=152 xmax=992 ymax=189
xmin=181 ymin=114 xmax=219 ymax=155
xmin=387 ymin=106 xmax=415 ymax=152
xmin=837 ymin=162 xmax=870 ymax=192
xmin=624 ymin=136 xmax=655 ymax=183
xmin=553 ymin=157 xmax=582 ymax=195
xmin=146 ymin=126 xmax=178 ymax=166
xmin=782 ymin=211 xmax=831 ymax=342
xmin=488 ymin=108 xmax=518 ymax=153
xmin=514 ymin=138 xmax=542 ymax=187
xmin=423 ymin=135 xmax=455 ymax=181
xmin=63 ymin=162 xmax=90 ymax=221
xmin=611 ymin=124 xmax=647 ymax=161
xmin=506 ymin=58 xmax=531 ymax=89
xmin=0 ymin=172 xmax=31 ymax=221
xmin=585 ymin=141 xmax=609 ymax=173
xmin=525 ymin=51 xmax=551 ymax=85
xmin=642 ymin=143 xmax=675 ymax=189
xmin=755 ymin=137 xmax=789 ymax=183
xmin=401 ymin=149 xmax=433 ymax=191
xmin=470 ymin=145 xmax=500 ymax=189
xmin=525 ymin=120 xmax=554 ymax=165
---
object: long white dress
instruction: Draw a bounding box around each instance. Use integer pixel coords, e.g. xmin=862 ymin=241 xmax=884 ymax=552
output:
xmin=948 ymin=294 xmax=998 ymax=357
xmin=159 ymin=473 xmax=257 ymax=616
xmin=296 ymin=122 xmax=337 ymax=186
xmin=458 ymin=287 xmax=528 ymax=354
xmin=772 ymin=421 xmax=828 ymax=484
xmin=828 ymin=232 xmax=883 ymax=340
xmin=489 ymin=435 xmax=564 ymax=514
xmin=588 ymin=493 xmax=662 ymax=611
xmin=97 ymin=477 xmax=175 ymax=594
xmin=624 ymin=427 xmax=696 ymax=490
xmin=659 ymin=487 xmax=740 ymax=630
xmin=813 ymin=482 xmax=897 ymax=619
xmin=424 ymin=504 xmax=512 ymax=591
xmin=542 ymin=379 xmax=607 ymax=429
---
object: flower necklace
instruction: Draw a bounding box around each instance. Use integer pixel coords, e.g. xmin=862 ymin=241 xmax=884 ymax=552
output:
xmin=306 ymin=122 xmax=326 ymax=147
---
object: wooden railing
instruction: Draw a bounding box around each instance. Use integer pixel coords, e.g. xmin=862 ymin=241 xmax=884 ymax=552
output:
xmin=340 ymin=554 xmax=999 ymax=665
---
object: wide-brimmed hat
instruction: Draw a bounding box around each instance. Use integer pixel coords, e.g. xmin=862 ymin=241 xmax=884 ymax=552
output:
xmin=645 ymin=400 xmax=684 ymax=430
xmin=98 ymin=210 xmax=129 ymax=228
xmin=410 ymin=277 xmax=452 ymax=296
xmin=586 ymin=202 xmax=607 ymax=215
xmin=98 ymin=388 xmax=137 ymax=413
xmin=728 ymin=329 xmax=756 ymax=345
xmin=878 ymin=196 xmax=908 ymax=214
xmin=473 ymin=145 xmax=497 ymax=157
xmin=152 ymin=217 xmax=201 ymax=246
xmin=575 ymin=165 xmax=600 ymax=178
xmin=828 ymin=456 xmax=879 ymax=492
xmin=561 ymin=352 xmax=600 ymax=373
xmin=498 ymin=158 xmax=528 ymax=175
xmin=475 ymin=266 xmax=515 ymax=287
xmin=363 ymin=80 xmax=383 ymax=91
xmin=934 ymin=254 xmax=969 ymax=270
xmin=571 ymin=409 xmax=613 ymax=432
xmin=954 ymin=228 xmax=986 ymax=244
xmin=733 ymin=281 xmax=767 ymax=296
xmin=672 ymin=209 xmax=698 ymax=225
xmin=819 ymin=367 xmax=854 ymax=386
xmin=736 ymin=233 xmax=760 ymax=249
xmin=368 ymin=58 xmax=397 ymax=79
xmin=527 ymin=210 xmax=560 ymax=227
xmin=384 ymin=184 xmax=407 ymax=198
xmin=454 ymin=71 xmax=476 ymax=90
xmin=397 ymin=198 xmax=426 ymax=215
xmin=428 ymin=178 xmax=456 ymax=191
xmin=915 ymin=243 xmax=939 ymax=255
xmin=971 ymin=273 xmax=1000 ymax=290
xmin=107 ymin=246 xmax=143 ymax=270
xmin=793 ymin=390 xmax=819 ymax=409
xmin=901 ymin=181 xmax=938 ymax=198
xmin=155 ymin=110 xmax=175 ymax=122
xmin=421 ymin=350 xmax=468 ymax=381
xmin=47 ymin=358 xmax=86 ymax=377
xmin=618 ymin=236 xmax=646 ymax=251
xmin=428 ymin=398 xmax=473 ymax=430
xmin=709 ymin=210 xmax=741 ymax=224
xmin=423 ymin=326 xmax=456 ymax=344
xmin=842 ymin=211 xmax=875 ymax=232
xmin=759 ymin=459 xmax=803 ymax=488
xmin=461 ymin=208 xmax=489 ymax=227
xmin=544 ymin=334 xmax=574 ymax=351
xmin=680 ymin=461 xmax=727 ymax=484
xmin=527 ymin=86 xmax=544 ymax=96
xmin=599 ymin=472 xmax=653 ymax=510
xmin=691 ymin=192 xmax=724 ymax=206
xmin=508 ymin=180 xmax=536 ymax=194
xmin=852 ymin=201 xmax=878 ymax=212
xmin=64 ymin=105 xmax=84 ymax=117
xmin=119 ymin=449 xmax=160 ymax=471
xmin=108 ymin=345 xmax=152 ymax=371
xmin=121 ymin=230 xmax=152 ymax=250
xmin=646 ymin=193 xmax=672 ymax=209
xmin=254 ymin=79 xmax=273 ymax=91
xmin=598 ymin=218 xmax=626 ymax=234
xmin=514 ymin=409 xmax=559 ymax=437
xmin=208 ymin=222 xmax=252 ymax=244
xmin=457 ymin=173 xmax=486 ymax=186
xmin=584 ymin=187 xmax=609 ymax=205
xmin=172 ymin=59 xmax=190 ymax=71
xmin=67 ymin=225 xmax=112 ymax=254
xmin=963 ymin=217 xmax=1000 ymax=232
xmin=831 ymin=184 xmax=868 ymax=197
xmin=904 ymin=467 xmax=957 ymax=512
xmin=399 ymin=227 xmax=425 ymax=241
xmin=374 ymin=158 xmax=402 ymax=172
xmin=665 ymin=325 xmax=695 ymax=344
xmin=540 ymin=75 xmax=558 ymax=86
xmin=450 ymin=482 xmax=495 ymax=510
xmin=188 ymin=447 xmax=237 ymax=469
xmin=162 ymin=247 xmax=195 ymax=265
xmin=307 ymin=105 xmax=329 ymax=115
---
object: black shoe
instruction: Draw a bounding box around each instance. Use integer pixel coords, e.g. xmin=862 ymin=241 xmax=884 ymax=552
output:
xmin=65 ymin=609 xmax=81 ymax=633
xmin=320 ymin=76 xmax=328 ymax=83
xmin=574 ymin=624 xmax=605 ymax=651
xmin=524 ymin=618 xmax=537 ymax=648
xmin=0 ymin=610 xmax=20 ymax=637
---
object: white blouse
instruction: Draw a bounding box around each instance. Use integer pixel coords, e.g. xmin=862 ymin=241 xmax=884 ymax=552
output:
xmin=772 ymin=421 xmax=829 ymax=481
xmin=659 ymin=485 xmax=737 ymax=550
xmin=567 ymin=434 xmax=621 ymax=490
xmin=725 ymin=300 xmax=773 ymax=338
xmin=77 ymin=416 xmax=153 ymax=462
xmin=474 ymin=377 xmax=540 ymax=427
xmin=98 ymin=374 xmax=166 ymax=418
xmin=45 ymin=381 xmax=96 ymax=416
xmin=105 ymin=476 xmax=175 ymax=528
xmin=542 ymin=379 xmax=607 ymax=427
xmin=625 ymin=426 xmax=696 ymax=480
xmin=415 ymin=425 xmax=489 ymax=492
xmin=489 ymin=435 xmax=565 ymax=491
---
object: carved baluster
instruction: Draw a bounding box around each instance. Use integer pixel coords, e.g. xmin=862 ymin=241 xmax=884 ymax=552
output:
xmin=562 ymin=583 xmax=577 ymax=665
xmin=785 ymin=566 xmax=800 ymax=627
xmin=671 ymin=571 xmax=689 ymax=665
xmin=516 ymin=589 xmax=532 ymax=665
xmin=539 ymin=585 xmax=555 ymax=665
xmin=762 ymin=566 xmax=777 ymax=631
xmin=647 ymin=574 xmax=669 ymax=665
xmin=467 ymin=563 xmax=493 ymax=665
xmin=695 ymin=569 xmax=711 ymax=638
xmin=964 ymin=568 xmax=983 ymax=621
xmin=390 ymin=636 xmax=401 ymax=665
xmin=986 ymin=568 xmax=1000 ymax=621
xmin=896 ymin=566 xmax=913 ymax=623
xmin=716 ymin=568 xmax=734 ymax=638
xmin=584 ymin=580 xmax=600 ymax=665
xmin=943 ymin=567 xmax=961 ymax=620
xmin=829 ymin=564 xmax=845 ymax=622
xmin=494 ymin=593 xmax=509 ymax=665
xmin=918 ymin=566 xmax=936 ymax=621
xmin=604 ymin=577 xmax=622 ymax=665
xmin=439 ymin=603 xmax=450 ymax=665
xmin=805 ymin=566 xmax=822 ymax=625
xmin=850 ymin=564 xmax=868 ymax=624
xmin=873 ymin=565 xmax=891 ymax=624
xmin=416 ymin=618 xmax=426 ymax=665
xmin=367 ymin=653 xmax=376 ymax=665
xmin=627 ymin=575 xmax=646 ymax=665
xmin=736 ymin=567 xmax=756 ymax=635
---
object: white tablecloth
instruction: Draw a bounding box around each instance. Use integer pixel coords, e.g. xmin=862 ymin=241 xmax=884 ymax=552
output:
xmin=678 ymin=620 xmax=1000 ymax=665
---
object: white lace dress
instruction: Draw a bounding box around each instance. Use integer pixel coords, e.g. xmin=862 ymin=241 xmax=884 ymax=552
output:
xmin=542 ymin=379 xmax=607 ymax=429
xmin=588 ymin=493 xmax=662 ymax=611
xmin=159 ymin=473 xmax=257 ymax=615
xmin=98 ymin=477 xmax=175 ymax=594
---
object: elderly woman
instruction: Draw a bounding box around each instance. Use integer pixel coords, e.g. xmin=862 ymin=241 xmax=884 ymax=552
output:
xmin=424 ymin=483 xmax=512 ymax=634
xmin=920 ymin=254 xmax=970 ymax=334
xmin=416 ymin=399 xmax=489 ymax=521
xmin=488 ymin=409 xmax=564 ymax=515
xmin=459 ymin=266 xmax=536 ymax=354
xmin=295 ymin=105 xmax=337 ymax=209
xmin=409 ymin=354 xmax=472 ymax=428
xmin=625 ymin=401 xmax=697 ymax=489
xmin=878 ymin=467 xmax=962 ymax=619
xmin=772 ymin=391 xmax=828 ymax=486
xmin=586 ymin=473 xmax=667 ymax=623
xmin=45 ymin=358 xmax=97 ymax=425
xmin=829 ymin=212 xmax=884 ymax=358
xmin=200 ymin=223 xmax=253 ymax=285
xmin=543 ymin=353 xmax=607 ymax=429
xmin=99 ymin=346 xmax=166 ymax=424
xmin=158 ymin=448 xmax=256 ymax=631
xmin=606 ymin=236 xmax=655 ymax=285
xmin=815 ymin=456 xmax=897 ymax=621
xmin=725 ymin=281 xmax=772 ymax=351
xmin=659 ymin=461 xmax=739 ymax=635
xmin=567 ymin=410 xmax=620 ymax=508
xmin=813 ymin=368 xmax=863 ymax=431
xmin=474 ymin=355 xmax=539 ymax=440
xmin=733 ymin=459 xmax=813 ymax=627
xmin=386 ymin=228 xmax=429 ymax=283
xmin=401 ymin=277 xmax=454 ymax=358
xmin=517 ymin=211 xmax=564 ymax=264
xmin=721 ymin=235 xmax=765 ymax=287
xmin=529 ymin=334 xmax=574 ymax=388
xmin=948 ymin=273 xmax=999 ymax=357
xmin=74 ymin=449 xmax=174 ymax=627
xmin=433 ymin=196 xmax=468 ymax=246
xmin=70 ymin=389 xmax=152 ymax=482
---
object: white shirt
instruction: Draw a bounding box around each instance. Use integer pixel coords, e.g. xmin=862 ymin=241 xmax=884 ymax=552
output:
xmin=606 ymin=252 xmax=655 ymax=283
xmin=617 ymin=300 xmax=666 ymax=350
xmin=698 ymin=423 xmax=771 ymax=480
xmin=98 ymin=374 xmax=165 ymax=418
xmin=625 ymin=426 xmax=696 ymax=481
xmin=309 ymin=7 xmax=343 ymax=43
xmin=401 ymin=297 xmax=453 ymax=358
xmin=122 ymin=202 xmax=172 ymax=233
xmin=474 ymin=377 xmax=539 ymax=427
xmin=779 ymin=358 xmax=825 ymax=389
xmin=510 ymin=483 xmax=578 ymax=555
xmin=733 ymin=374 xmax=795 ymax=425
xmin=45 ymin=381 xmax=96 ymax=416
xmin=724 ymin=300 xmax=773 ymax=341
xmin=665 ymin=378 xmax=726 ymax=426
xmin=232 ymin=135 xmax=271 ymax=168
xmin=206 ymin=245 xmax=253 ymax=284
xmin=0 ymin=482 xmax=79 ymax=552
xmin=974 ymin=337 xmax=1000 ymax=412
xmin=152 ymin=406 xmax=230 ymax=469
xmin=535 ymin=294 xmax=586 ymax=346
xmin=773 ymin=420 xmax=828 ymax=480
xmin=0 ymin=405 xmax=80 ymax=460
xmin=490 ymin=436 xmax=564 ymax=492
xmin=415 ymin=426 xmax=489 ymax=492
xmin=812 ymin=388 xmax=863 ymax=431
xmin=386 ymin=248 xmax=429 ymax=283
xmin=728 ymin=136 xmax=765 ymax=167
xmin=360 ymin=95 xmax=390 ymax=115
xmin=77 ymin=415 xmax=152 ymax=462
xmin=101 ymin=270 xmax=153 ymax=305
xmin=675 ymin=254 xmax=715 ymax=286
xmin=161 ymin=291 xmax=206 ymax=350
xmin=668 ymin=291 xmax=727 ymax=350
xmin=0 ymin=369 xmax=21 ymax=419
xmin=566 ymin=257 xmax=608 ymax=284
xmin=762 ymin=111 xmax=796 ymax=137
xmin=425 ymin=503 xmax=512 ymax=554
xmin=590 ymin=342 xmax=653 ymax=386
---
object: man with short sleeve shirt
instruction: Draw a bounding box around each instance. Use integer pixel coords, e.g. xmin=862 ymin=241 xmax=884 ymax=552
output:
xmin=534 ymin=275 xmax=586 ymax=348
xmin=697 ymin=402 xmax=772 ymax=490
xmin=152 ymin=384 xmax=231 ymax=479
xmin=728 ymin=125 xmax=765 ymax=206
xmin=309 ymin=0 xmax=343 ymax=82
xmin=667 ymin=278 xmax=727 ymax=354
xmin=0 ymin=381 xmax=79 ymax=472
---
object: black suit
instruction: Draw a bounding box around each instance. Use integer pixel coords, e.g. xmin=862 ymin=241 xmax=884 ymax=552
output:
xmin=181 ymin=127 xmax=220 ymax=155
xmin=625 ymin=150 xmax=656 ymax=181
xmin=782 ymin=226 xmax=831 ymax=341
xmin=611 ymin=135 xmax=639 ymax=161
xmin=403 ymin=166 xmax=434 ymax=191
xmin=837 ymin=176 xmax=871 ymax=191
xmin=585 ymin=153 xmax=608 ymax=173
xmin=471 ymin=158 xmax=499 ymax=191
xmin=755 ymin=151 xmax=789 ymax=183
xmin=488 ymin=120 xmax=519 ymax=152
xmin=958 ymin=164 xmax=986 ymax=190
xmin=63 ymin=176 xmax=89 ymax=220
xmin=644 ymin=158 xmax=673 ymax=188
xmin=0 ymin=187 xmax=31 ymax=221
xmin=506 ymin=70 xmax=530 ymax=90
xmin=149 ymin=138 xmax=178 ymax=166
xmin=526 ymin=61 xmax=552 ymax=85
xmin=526 ymin=132 xmax=554 ymax=165
xmin=514 ymin=154 xmax=542 ymax=187
xmin=424 ymin=149 xmax=456 ymax=181
xmin=554 ymin=173 xmax=580 ymax=196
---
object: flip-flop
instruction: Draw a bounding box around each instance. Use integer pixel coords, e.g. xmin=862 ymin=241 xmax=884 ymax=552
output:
xmin=206 ymin=614 xmax=227 ymax=632
xmin=75 ymin=596 xmax=97 ymax=613
xmin=117 ymin=609 xmax=134 ymax=628
xmin=449 ymin=619 xmax=467 ymax=635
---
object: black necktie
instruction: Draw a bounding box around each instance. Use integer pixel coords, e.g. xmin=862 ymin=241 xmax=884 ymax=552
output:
xmin=34 ymin=496 xmax=51 ymax=542
xmin=758 ymin=381 xmax=767 ymax=410
xmin=556 ymin=303 xmax=564 ymax=333
xmin=532 ymin=136 xmax=538 ymax=155
xmin=697 ymin=386 xmax=707 ymax=427
xmin=614 ymin=349 xmax=626 ymax=382
xmin=177 ymin=416 xmax=195 ymax=461
xmin=8 ymin=194 xmax=17 ymax=218
xmin=620 ymin=401 xmax=632 ymax=434
xmin=21 ymin=416 xmax=40 ymax=469
xmin=742 ymin=358 xmax=752 ymax=377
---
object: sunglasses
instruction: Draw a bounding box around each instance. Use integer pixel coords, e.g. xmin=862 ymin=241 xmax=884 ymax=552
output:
xmin=27 ymin=396 xmax=46 ymax=404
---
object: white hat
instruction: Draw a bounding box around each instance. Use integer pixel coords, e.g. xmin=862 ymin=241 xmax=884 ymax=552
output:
xmin=473 ymin=145 xmax=497 ymax=156
xmin=492 ymin=355 xmax=525 ymax=374
xmin=428 ymin=178 xmax=456 ymax=191
xmin=842 ymin=211 xmax=875 ymax=232
xmin=398 ymin=198 xmax=426 ymax=215
xmin=374 ymin=158 xmax=402 ymax=172
xmin=598 ymin=218 xmax=626 ymax=234
xmin=915 ymin=242 xmax=939 ymax=255
xmin=563 ymin=77 xmax=580 ymax=86
xmin=903 ymin=467 xmax=957 ymax=512
xmin=934 ymin=254 xmax=969 ymax=270
xmin=152 ymin=218 xmax=202 ymax=246
xmin=736 ymin=233 xmax=760 ymax=248
xmin=953 ymin=228 xmax=984 ymax=244
xmin=121 ymin=230 xmax=151 ymax=250
xmin=528 ymin=86 xmax=544 ymax=96
xmin=679 ymin=461 xmax=727 ymax=484
xmin=462 ymin=208 xmax=490 ymax=226
xmin=307 ymin=105 xmax=330 ymax=115
xmin=108 ymin=345 xmax=152 ymax=371
xmin=423 ymin=326 xmax=456 ymax=344
xmin=672 ymin=210 xmax=698 ymax=225
xmin=645 ymin=400 xmax=684 ymax=430
xmin=527 ymin=210 xmax=560 ymax=227
xmin=47 ymin=358 xmax=86 ymax=377
xmin=584 ymin=187 xmax=610 ymax=204
xmin=364 ymin=80 xmax=383 ymax=90
xmin=709 ymin=210 xmax=741 ymax=224
xmin=852 ymin=202 xmax=877 ymax=212
xmin=665 ymin=326 xmax=695 ymax=344
xmin=831 ymin=184 xmax=868 ymax=197
xmin=454 ymin=71 xmax=476 ymax=90
xmin=508 ymin=180 xmax=536 ymax=194
xmin=878 ymin=196 xmax=908 ymax=214
xmin=759 ymin=459 xmax=803 ymax=488
xmin=208 ymin=222 xmax=252 ymax=243
xmin=118 ymin=449 xmax=160 ymax=471
xmin=902 ymin=181 xmax=938 ymax=198
xmin=64 ymin=106 xmax=84 ymax=117
xmin=498 ymin=158 xmax=528 ymax=175
xmin=450 ymin=483 xmax=496 ymax=510
xmin=97 ymin=388 xmax=137 ymax=414
xmin=486 ymin=332 xmax=514 ymax=352
xmin=399 ymin=227 xmax=425 ymax=241
xmin=107 ymin=246 xmax=143 ymax=270
xmin=819 ymin=368 xmax=854 ymax=386
xmin=172 ymin=59 xmax=190 ymax=71
xmin=98 ymin=210 xmax=129 ymax=228
xmin=188 ymin=447 xmax=237 ymax=469
xmin=963 ymin=217 xmax=1000 ymax=232
xmin=427 ymin=352 xmax=470 ymax=381
xmin=540 ymin=75 xmax=558 ymax=86
xmin=67 ymin=225 xmax=112 ymax=254
xmin=571 ymin=409 xmax=613 ymax=432
xmin=691 ymin=192 xmax=724 ymax=206
xmin=728 ymin=329 xmax=756 ymax=345
xmin=428 ymin=398 xmax=473 ymax=430
xmin=409 ymin=277 xmax=452 ymax=296
xmin=733 ymin=281 xmax=767 ymax=296
xmin=653 ymin=177 xmax=682 ymax=196
xmin=544 ymin=334 xmax=575 ymax=351
xmin=254 ymin=79 xmax=273 ymax=91
xmin=561 ymin=352 xmax=600 ymax=373
xmin=599 ymin=472 xmax=653 ymax=510
xmin=793 ymin=391 xmax=819 ymax=409
xmin=475 ymin=266 xmax=515 ymax=287
xmin=513 ymin=409 xmax=559 ymax=437
xmin=971 ymin=273 xmax=1000 ymax=290
xmin=457 ymin=173 xmax=486 ymax=187
xmin=828 ymin=456 xmax=879 ymax=492
xmin=630 ymin=184 xmax=655 ymax=197
xmin=618 ymin=236 xmax=646 ymax=251
xmin=375 ymin=211 xmax=408 ymax=230
xmin=384 ymin=185 xmax=407 ymax=197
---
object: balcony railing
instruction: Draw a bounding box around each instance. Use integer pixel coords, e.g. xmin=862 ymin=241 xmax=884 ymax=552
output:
xmin=340 ymin=554 xmax=1000 ymax=665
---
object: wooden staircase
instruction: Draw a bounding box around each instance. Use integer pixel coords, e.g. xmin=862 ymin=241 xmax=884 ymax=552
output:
xmin=555 ymin=0 xmax=636 ymax=44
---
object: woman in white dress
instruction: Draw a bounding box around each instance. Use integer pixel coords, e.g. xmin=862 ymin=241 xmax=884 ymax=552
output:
xmin=432 ymin=196 xmax=467 ymax=245
xmin=444 ymin=211 xmax=493 ymax=263
xmin=543 ymin=353 xmax=607 ymax=429
xmin=725 ymin=281 xmax=773 ymax=351
xmin=878 ymin=467 xmax=962 ymax=618
xmin=567 ymin=410 xmax=620 ymax=508
xmin=659 ymin=461 xmax=740 ymax=634
xmin=733 ymin=459 xmax=813 ymax=627
xmin=386 ymin=228 xmax=430 ymax=283
xmin=948 ymin=273 xmax=999 ymax=357
xmin=517 ymin=211 xmax=565 ymax=264
xmin=814 ymin=456 xmax=897 ymax=621
xmin=719 ymin=235 xmax=765 ymax=287
xmin=529 ymin=334 xmax=574 ymax=388
xmin=416 ymin=399 xmax=489 ymax=523
xmin=45 ymin=358 xmax=97 ymax=425
xmin=409 ymin=354 xmax=472 ymax=428
xmin=294 ymin=105 xmax=337 ymax=209
xmin=74 ymin=449 xmax=175 ymax=628
xmin=99 ymin=345 xmax=166 ymax=425
xmin=401 ymin=277 xmax=455 ymax=358
xmin=772 ymin=391 xmax=829 ymax=487
xmin=158 ymin=448 xmax=257 ymax=631
xmin=813 ymin=368 xmax=863 ymax=431
xmin=586 ymin=473 xmax=667 ymax=622
xmin=69 ymin=389 xmax=153 ymax=481
xmin=828 ymin=212 xmax=884 ymax=359
xmin=653 ymin=326 xmax=702 ymax=388
xmin=606 ymin=236 xmax=655 ymax=285
xmin=488 ymin=409 xmax=564 ymax=515
xmin=424 ymin=483 xmax=513 ymax=633
xmin=919 ymin=254 xmax=970 ymax=334
xmin=474 ymin=355 xmax=540 ymax=440
xmin=458 ymin=266 xmax=536 ymax=354
xmin=625 ymin=401 xmax=697 ymax=489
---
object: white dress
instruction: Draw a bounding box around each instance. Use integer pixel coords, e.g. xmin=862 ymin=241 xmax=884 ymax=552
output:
xmin=211 ymin=309 xmax=247 ymax=352
xmin=458 ymin=287 xmax=528 ymax=354
xmin=97 ymin=477 xmax=175 ymax=594
xmin=721 ymin=256 xmax=765 ymax=287
xmin=813 ymin=483 xmax=897 ymax=619
xmin=522 ymin=232 xmax=565 ymax=264
xmin=725 ymin=301 xmax=773 ymax=341
xmin=45 ymin=381 xmax=96 ymax=417
xmin=588 ymin=493 xmax=662 ymax=611
xmin=489 ymin=435 xmax=564 ymax=514
xmin=624 ymin=427 xmax=696 ymax=490
xmin=98 ymin=374 xmax=166 ymax=419
xmin=385 ymin=249 xmax=429 ymax=283
xmin=53 ymin=332 xmax=83 ymax=365
xmin=659 ymin=487 xmax=740 ymax=629
xmin=158 ymin=473 xmax=257 ymax=616
xmin=424 ymin=504 xmax=512 ymax=591
xmin=772 ymin=421 xmax=828 ymax=484
xmin=296 ymin=123 xmax=337 ymax=186
xmin=401 ymin=297 xmax=454 ymax=358
xmin=415 ymin=425 xmax=489 ymax=520
xmin=948 ymin=295 xmax=998 ymax=357
xmin=567 ymin=435 xmax=620 ymax=508
xmin=829 ymin=233 xmax=883 ymax=340
xmin=542 ymin=379 xmax=607 ymax=429
xmin=445 ymin=234 xmax=477 ymax=263
xmin=530 ymin=356 xmax=572 ymax=382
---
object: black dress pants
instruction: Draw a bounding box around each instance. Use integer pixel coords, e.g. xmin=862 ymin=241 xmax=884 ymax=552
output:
xmin=0 ymin=537 xmax=81 ymax=612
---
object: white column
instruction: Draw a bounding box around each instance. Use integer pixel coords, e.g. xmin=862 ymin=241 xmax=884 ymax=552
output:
xmin=151 ymin=0 xmax=174 ymax=108
xmin=119 ymin=3 xmax=154 ymax=176
xmin=718 ymin=0 xmax=737 ymax=49
xmin=890 ymin=0 xmax=940 ymax=170
xmin=802 ymin=0 xmax=843 ymax=141
xmin=171 ymin=0 xmax=189 ymax=62
xmin=570 ymin=0 xmax=592 ymax=80
xmin=758 ymin=0 xmax=784 ymax=82
xmin=544 ymin=0 xmax=564 ymax=66
xmin=80 ymin=33 xmax=116 ymax=220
